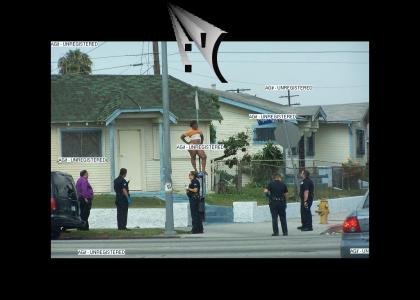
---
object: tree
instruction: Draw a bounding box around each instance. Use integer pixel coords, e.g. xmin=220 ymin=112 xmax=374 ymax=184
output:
xmin=58 ymin=49 xmax=93 ymax=75
xmin=213 ymin=131 xmax=250 ymax=168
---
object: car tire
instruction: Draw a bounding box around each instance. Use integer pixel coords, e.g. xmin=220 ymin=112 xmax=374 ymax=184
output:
xmin=51 ymin=228 xmax=61 ymax=240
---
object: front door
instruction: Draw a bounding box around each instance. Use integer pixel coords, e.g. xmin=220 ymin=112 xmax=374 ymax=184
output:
xmin=118 ymin=130 xmax=142 ymax=190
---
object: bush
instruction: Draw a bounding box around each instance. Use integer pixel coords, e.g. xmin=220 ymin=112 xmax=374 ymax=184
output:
xmin=243 ymin=141 xmax=284 ymax=186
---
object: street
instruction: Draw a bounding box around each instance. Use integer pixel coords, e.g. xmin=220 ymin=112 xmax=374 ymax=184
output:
xmin=51 ymin=217 xmax=343 ymax=258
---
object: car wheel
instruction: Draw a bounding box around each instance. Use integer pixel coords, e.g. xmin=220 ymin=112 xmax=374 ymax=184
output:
xmin=51 ymin=228 xmax=61 ymax=240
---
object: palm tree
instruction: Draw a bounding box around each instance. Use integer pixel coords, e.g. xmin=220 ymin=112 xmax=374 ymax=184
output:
xmin=58 ymin=49 xmax=93 ymax=75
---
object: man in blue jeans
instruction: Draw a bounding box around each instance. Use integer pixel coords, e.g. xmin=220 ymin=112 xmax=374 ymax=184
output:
xmin=298 ymin=169 xmax=315 ymax=231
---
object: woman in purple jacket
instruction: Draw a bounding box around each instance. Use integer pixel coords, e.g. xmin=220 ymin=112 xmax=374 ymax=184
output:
xmin=76 ymin=170 xmax=94 ymax=230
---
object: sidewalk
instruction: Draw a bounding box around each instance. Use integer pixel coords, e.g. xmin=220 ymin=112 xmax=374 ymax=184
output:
xmin=178 ymin=211 xmax=349 ymax=238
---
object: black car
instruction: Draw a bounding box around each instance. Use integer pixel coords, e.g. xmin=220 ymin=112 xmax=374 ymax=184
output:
xmin=51 ymin=171 xmax=86 ymax=239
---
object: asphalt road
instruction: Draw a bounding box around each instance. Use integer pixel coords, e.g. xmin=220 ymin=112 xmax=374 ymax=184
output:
xmin=51 ymin=232 xmax=341 ymax=258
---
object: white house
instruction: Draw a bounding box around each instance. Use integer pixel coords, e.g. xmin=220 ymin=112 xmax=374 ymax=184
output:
xmin=200 ymin=88 xmax=369 ymax=169
xmin=51 ymin=74 xmax=222 ymax=194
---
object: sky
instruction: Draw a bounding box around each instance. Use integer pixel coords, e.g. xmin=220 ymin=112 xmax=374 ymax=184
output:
xmin=51 ymin=41 xmax=369 ymax=106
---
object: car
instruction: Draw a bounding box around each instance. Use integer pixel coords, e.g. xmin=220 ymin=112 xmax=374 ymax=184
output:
xmin=51 ymin=171 xmax=86 ymax=239
xmin=340 ymin=191 xmax=369 ymax=258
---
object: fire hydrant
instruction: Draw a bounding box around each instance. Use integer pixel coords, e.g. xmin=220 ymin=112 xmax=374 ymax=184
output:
xmin=315 ymin=199 xmax=330 ymax=224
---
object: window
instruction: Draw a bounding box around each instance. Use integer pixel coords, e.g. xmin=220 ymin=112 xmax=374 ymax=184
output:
xmin=306 ymin=133 xmax=315 ymax=157
xmin=254 ymin=127 xmax=276 ymax=142
xmin=356 ymin=129 xmax=365 ymax=156
xmin=61 ymin=129 xmax=102 ymax=157
xmin=291 ymin=147 xmax=297 ymax=155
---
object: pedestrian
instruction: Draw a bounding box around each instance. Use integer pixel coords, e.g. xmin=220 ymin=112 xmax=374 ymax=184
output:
xmin=180 ymin=120 xmax=208 ymax=175
xmin=76 ymin=170 xmax=94 ymax=230
xmin=298 ymin=169 xmax=315 ymax=231
xmin=114 ymin=168 xmax=130 ymax=230
xmin=264 ymin=173 xmax=288 ymax=236
xmin=186 ymin=171 xmax=203 ymax=234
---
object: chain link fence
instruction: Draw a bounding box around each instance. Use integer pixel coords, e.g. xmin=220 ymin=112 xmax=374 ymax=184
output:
xmin=211 ymin=159 xmax=369 ymax=202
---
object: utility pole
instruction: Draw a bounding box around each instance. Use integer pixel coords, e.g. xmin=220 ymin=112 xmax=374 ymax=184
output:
xmin=153 ymin=41 xmax=160 ymax=75
xmin=279 ymin=89 xmax=300 ymax=200
xmin=161 ymin=41 xmax=176 ymax=236
xmin=226 ymin=88 xmax=251 ymax=93
xmin=279 ymin=89 xmax=300 ymax=106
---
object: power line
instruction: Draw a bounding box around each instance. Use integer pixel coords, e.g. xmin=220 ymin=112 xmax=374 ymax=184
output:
xmin=177 ymin=50 xmax=369 ymax=54
xmin=50 ymin=52 xmax=179 ymax=64
xmin=167 ymin=66 xmax=368 ymax=89
xmin=85 ymin=42 xmax=106 ymax=54
xmin=168 ymin=60 xmax=368 ymax=64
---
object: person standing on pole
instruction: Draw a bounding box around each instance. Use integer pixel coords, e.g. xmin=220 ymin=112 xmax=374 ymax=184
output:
xmin=180 ymin=120 xmax=207 ymax=175
xmin=264 ymin=174 xmax=288 ymax=236
xmin=298 ymin=169 xmax=315 ymax=231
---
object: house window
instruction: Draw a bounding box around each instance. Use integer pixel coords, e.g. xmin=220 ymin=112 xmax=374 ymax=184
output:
xmin=291 ymin=147 xmax=297 ymax=155
xmin=61 ymin=129 xmax=102 ymax=157
xmin=356 ymin=129 xmax=365 ymax=156
xmin=254 ymin=127 xmax=276 ymax=142
xmin=306 ymin=133 xmax=315 ymax=157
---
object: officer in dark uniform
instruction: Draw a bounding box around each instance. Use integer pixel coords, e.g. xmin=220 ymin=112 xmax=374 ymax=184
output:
xmin=114 ymin=168 xmax=130 ymax=230
xmin=186 ymin=171 xmax=203 ymax=234
xmin=298 ymin=169 xmax=315 ymax=231
xmin=264 ymin=174 xmax=288 ymax=236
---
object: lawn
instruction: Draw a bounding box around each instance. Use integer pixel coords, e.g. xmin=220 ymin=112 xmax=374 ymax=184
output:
xmin=59 ymin=228 xmax=190 ymax=239
xmin=92 ymin=194 xmax=165 ymax=208
xmin=205 ymin=185 xmax=367 ymax=206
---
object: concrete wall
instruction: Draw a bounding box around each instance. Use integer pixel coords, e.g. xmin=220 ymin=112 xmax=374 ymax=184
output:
xmin=88 ymin=202 xmax=191 ymax=228
xmin=234 ymin=195 xmax=365 ymax=223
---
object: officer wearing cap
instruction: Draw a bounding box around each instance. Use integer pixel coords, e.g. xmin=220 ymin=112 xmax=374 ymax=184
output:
xmin=264 ymin=173 xmax=288 ymax=236
xmin=114 ymin=168 xmax=130 ymax=230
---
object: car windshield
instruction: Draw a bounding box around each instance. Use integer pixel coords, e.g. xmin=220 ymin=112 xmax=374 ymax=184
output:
xmin=363 ymin=194 xmax=369 ymax=208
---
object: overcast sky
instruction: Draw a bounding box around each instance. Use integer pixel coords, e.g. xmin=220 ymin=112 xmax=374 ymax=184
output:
xmin=51 ymin=41 xmax=369 ymax=106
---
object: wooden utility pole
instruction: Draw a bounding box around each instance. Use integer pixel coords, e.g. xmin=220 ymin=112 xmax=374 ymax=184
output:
xmin=152 ymin=42 xmax=160 ymax=75
xmin=279 ymin=89 xmax=300 ymax=106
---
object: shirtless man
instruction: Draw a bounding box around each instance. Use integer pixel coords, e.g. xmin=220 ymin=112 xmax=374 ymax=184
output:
xmin=180 ymin=120 xmax=207 ymax=175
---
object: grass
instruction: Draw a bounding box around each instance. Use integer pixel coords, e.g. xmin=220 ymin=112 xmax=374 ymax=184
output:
xmin=59 ymin=228 xmax=190 ymax=239
xmin=205 ymin=185 xmax=367 ymax=207
xmin=92 ymin=194 xmax=165 ymax=208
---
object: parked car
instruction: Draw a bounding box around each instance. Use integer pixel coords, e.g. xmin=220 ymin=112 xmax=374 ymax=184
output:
xmin=340 ymin=191 xmax=369 ymax=258
xmin=51 ymin=171 xmax=86 ymax=239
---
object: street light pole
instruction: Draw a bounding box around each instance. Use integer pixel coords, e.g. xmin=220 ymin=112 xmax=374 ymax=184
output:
xmin=161 ymin=41 xmax=176 ymax=236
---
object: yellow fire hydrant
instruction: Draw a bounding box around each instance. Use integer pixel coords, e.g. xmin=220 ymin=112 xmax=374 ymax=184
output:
xmin=315 ymin=199 xmax=330 ymax=224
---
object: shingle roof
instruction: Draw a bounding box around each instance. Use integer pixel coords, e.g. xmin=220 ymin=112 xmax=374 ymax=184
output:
xmin=51 ymin=75 xmax=223 ymax=123
xmin=321 ymin=102 xmax=369 ymax=122
xmin=200 ymin=88 xmax=326 ymax=120
xmin=200 ymin=88 xmax=368 ymax=122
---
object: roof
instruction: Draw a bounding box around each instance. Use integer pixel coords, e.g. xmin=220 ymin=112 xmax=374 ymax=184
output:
xmin=321 ymin=102 xmax=369 ymax=122
xmin=51 ymin=75 xmax=223 ymax=123
xmin=200 ymin=88 xmax=326 ymax=121
xmin=200 ymin=88 xmax=369 ymax=123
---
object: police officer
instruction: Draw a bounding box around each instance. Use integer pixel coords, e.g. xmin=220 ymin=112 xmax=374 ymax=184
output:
xmin=264 ymin=173 xmax=288 ymax=236
xmin=298 ymin=169 xmax=315 ymax=231
xmin=114 ymin=168 xmax=130 ymax=230
xmin=186 ymin=171 xmax=203 ymax=234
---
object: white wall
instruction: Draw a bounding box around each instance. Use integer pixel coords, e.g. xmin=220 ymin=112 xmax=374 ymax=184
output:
xmin=234 ymin=195 xmax=365 ymax=223
xmin=89 ymin=202 xmax=191 ymax=228
xmin=51 ymin=125 xmax=112 ymax=193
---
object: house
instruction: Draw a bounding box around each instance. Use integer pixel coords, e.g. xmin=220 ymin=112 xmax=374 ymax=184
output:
xmin=200 ymin=88 xmax=369 ymax=170
xmin=51 ymin=74 xmax=222 ymax=194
